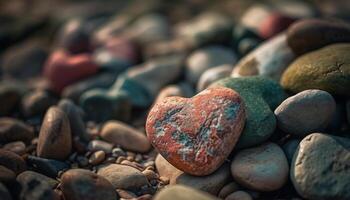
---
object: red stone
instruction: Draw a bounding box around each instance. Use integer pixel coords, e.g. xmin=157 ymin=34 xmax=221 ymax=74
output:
xmin=146 ymin=87 xmax=246 ymax=176
xmin=43 ymin=50 xmax=98 ymax=93
xmin=259 ymin=12 xmax=296 ymax=39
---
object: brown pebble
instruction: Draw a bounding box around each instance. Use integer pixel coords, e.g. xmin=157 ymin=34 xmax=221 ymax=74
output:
xmin=116 ymin=189 xmax=137 ymax=199
xmin=89 ymin=150 xmax=105 ymax=165
xmin=142 ymin=169 xmax=159 ymax=180
xmin=0 ymin=149 xmax=26 ymax=174
xmin=116 ymin=156 xmax=126 ymax=164
xmin=0 ymin=165 xmax=16 ymax=184
xmin=37 ymin=106 xmax=72 ymax=160
xmin=3 ymin=141 xmax=26 ymax=155
xmin=159 ymin=176 xmax=170 ymax=185
xmin=0 ymin=117 xmax=34 ymax=144
xmin=137 ymin=194 xmax=153 ymax=200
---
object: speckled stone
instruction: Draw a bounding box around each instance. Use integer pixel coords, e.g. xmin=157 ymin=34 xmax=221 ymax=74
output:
xmin=281 ymin=43 xmax=350 ymax=96
xmin=231 ymin=143 xmax=289 ymax=191
xmin=100 ymin=121 xmax=151 ymax=153
xmin=275 ymin=90 xmax=336 ymax=137
xmin=37 ymin=106 xmax=72 ymax=160
xmin=147 ymin=87 xmax=245 ymax=175
xmin=97 ymin=164 xmax=149 ymax=190
xmin=287 ymin=19 xmax=350 ymax=55
xmin=291 ymin=133 xmax=350 ymax=200
xmin=212 ymin=76 xmax=286 ymax=148
xmin=232 ymin=33 xmax=295 ymax=81
xmin=154 ymin=185 xmax=219 ymax=200
xmin=61 ymin=169 xmax=117 ymax=200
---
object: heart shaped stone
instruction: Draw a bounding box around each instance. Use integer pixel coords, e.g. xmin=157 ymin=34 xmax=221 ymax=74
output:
xmin=146 ymin=87 xmax=246 ymax=176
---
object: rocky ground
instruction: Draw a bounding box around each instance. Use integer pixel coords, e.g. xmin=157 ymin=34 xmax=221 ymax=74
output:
xmin=0 ymin=0 xmax=350 ymax=200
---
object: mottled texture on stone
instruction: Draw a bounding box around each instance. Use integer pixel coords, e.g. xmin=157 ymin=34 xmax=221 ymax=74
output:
xmin=212 ymin=76 xmax=286 ymax=148
xmin=281 ymin=43 xmax=350 ymax=96
xmin=147 ymin=87 xmax=246 ymax=175
xmin=275 ymin=90 xmax=336 ymax=137
xmin=291 ymin=133 xmax=350 ymax=200
xmin=61 ymin=169 xmax=117 ymax=200
xmin=231 ymin=143 xmax=289 ymax=191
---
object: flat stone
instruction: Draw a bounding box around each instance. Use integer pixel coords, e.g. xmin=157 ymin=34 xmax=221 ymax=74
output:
xmin=231 ymin=143 xmax=289 ymax=191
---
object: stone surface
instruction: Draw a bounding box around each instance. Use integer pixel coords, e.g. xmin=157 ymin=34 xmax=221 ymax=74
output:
xmin=197 ymin=65 xmax=232 ymax=92
xmin=291 ymin=133 xmax=350 ymax=200
xmin=0 ymin=82 xmax=24 ymax=116
xmin=3 ymin=141 xmax=26 ymax=155
xmin=287 ymin=19 xmax=350 ymax=55
xmin=232 ymin=33 xmax=295 ymax=81
xmin=37 ymin=106 xmax=72 ymax=160
xmin=0 ymin=118 xmax=34 ymax=144
xmin=21 ymin=90 xmax=56 ymax=117
xmin=61 ymin=169 xmax=117 ymax=200
xmin=87 ymin=140 xmax=113 ymax=153
xmin=147 ymin=87 xmax=246 ymax=175
xmin=275 ymin=90 xmax=336 ymax=137
xmin=17 ymin=170 xmax=58 ymax=189
xmin=258 ymin=12 xmax=296 ymax=39
xmin=185 ymin=46 xmax=237 ymax=85
xmin=154 ymin=82 xmax=194 ymax=105
xmin=156 ymin=154 xmax=231 ymax=195
xmin=225 ymin=191 xmax=252 ymax=200
xmin=88 ymin=150 xmax=105 ymax=165
xmin=282 ymin=139 xmax=300 ymax=164
xmin=100 ymin=121 xmax=151 ymax=153
xmin=43 ymin=50 xmax=98 ymax=93
xmin=212 ymin=76 xmax=286 ymax=148
xmin=26 ymin=156 xmax=69 ymax=178
xmin=231 ymin=143 xmax=289 ymax=191
xmin=154 ymin=185 xmax=219 ymax=200
xmin=218 ymin=182 xmax=240 ymax=199
xmin=281 ymin=43 xmax=350 ymax=96
xmin=0 ymin=182 xmax=12 ymax=200
xmin=97 ymin=164 xmax=149 ymax=190
xmin=0 ymin=149 xmax=26 ymax=174
xmin=0 ymin=165 xmax=16 ymax=184
xmin=58 ymin=99 xmax=89 ymax=142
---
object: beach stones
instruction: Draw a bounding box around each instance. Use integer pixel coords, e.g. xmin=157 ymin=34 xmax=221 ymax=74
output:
xmin=197 ymin=65 xmax=232 ymax=92
xmin=37 ymin=106 xmax=72 ymax=160
xmin=21 ymin=90 xmax=56 ymax=117
xmin=43 ymin=50 xmax=98 ymax=93
xmin=258 ymin=12 xmax=296 ymax=39
xmin=213 ymin=76 xmax=286 ymax=148
xmin=0 ymin=118 xmax=34 ymax=143
xmin=146 ymin=87 xmax=245 ymax=175
xmin=100 ymin=121 xmax=151 ymax=153
xmin=61 ymin=169 xmax=117 ymax=200
xmin=17 ymin=171 xmax=58 ymax=188
xmin=154 ymin=185 xmax=219 ymax=200
xmin=0 ymin=149 xmax=26 ymax=174
xmin=281 ymin=43 xmax=350 ymax=96
xmin=185 ymin=46 xmax=237 ymax=85
xmin=287 ymin=19 xmax=350 ymax=55
xmin=97 ymin=164 xmax=149 ymax=190
xmin=275 ymin=90 xmax=336 ymax=137
xmin=231 ymin=143 xmax=289 ymax=191
xmin=291 ymin=133 xmax=350 ymax=200
xmin=26 ymin=156 xmax=69 ymax=178
xmin=232 ymin=33 xmax=295 ymax=81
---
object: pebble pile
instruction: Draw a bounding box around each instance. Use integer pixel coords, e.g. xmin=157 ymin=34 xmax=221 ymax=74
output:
xmin=0 ymin=1 xmax=350 ymax=200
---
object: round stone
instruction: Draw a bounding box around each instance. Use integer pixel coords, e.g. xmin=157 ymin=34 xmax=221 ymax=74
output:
xmin=37 ymin=106 xmax=72 ymax=160
xmin=154 ymin=185 xmax=219 ymax=200
xmin=281 ymin=43 xmax=350 ymax=96
xmin=89 ymin=150 xmax=105 ymax=165
xmin=3 ymin=141 xmax=26 ymax=155
xmin=197 ymin=65 xmax=232 ymax=92
xmin=231 ymin=143 xmax=289 ymax=191
xmin=21 ymin=90 xmax=56 ymax=117
xmin=17 ymin=171 xmax=58 ymax=188
xmin=218 ymin=182 xmax=240 ymax=199
xmin=225 ymin=191 xmax=252 ymax=200
xmin=97 ymin=164 xmax=149 ymax=190
xmin=154 ymin=82 xmax=194 ymax=105
xmin=0 ymin=118 xmax=34 ymax=144
xmin=212 ymin=76 xmax=286 ymax=148
xmin=287 ymin=19 xmax=350 ymax=55
xmin=275 ymin=89 xmax=336 ymax=137
xmin=100 ymin=121 xmax=151 ymax=153
xmin=258 ymin=12 xmax=296 ymax=39
xmin=146 ymin=87 xmax=246 ymax=175
xmin=0 ymin=149 xmax=26 ymax=174
xmin=185 ymin=46 xmax=237 ymax=85
xmin=291 ymin=133 xmax=350 ymax=200
xmin=61 ymin=169 xmax=117 ymax=200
